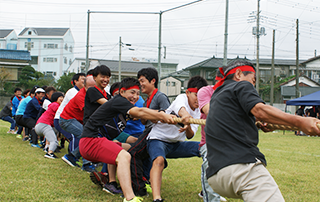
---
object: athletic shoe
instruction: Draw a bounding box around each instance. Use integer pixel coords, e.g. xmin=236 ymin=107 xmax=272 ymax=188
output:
xmin=220 ymin=196 xmax=227 ymax=202
xmin=22 ymin=137 xmax=29 ymax=141
xmin=7 ymin=130 xmax=15 ymax=134
xmin=44 ymin=153 xmax=57 ymax=159
xmin=90 ymin=171 xmax=109 ymax=187
xmin=82 ymin=163 xmax=97 ymax=173
xmin=62 ymin=154 xmax=79 ymax=167
xmin=103 ymin=182 xmax=123 ymax=195
xmin=31 ymin=144 xmax=41 ymax=148
xmin=198 ymin=190 xmax=203 ymax=199
xmin=43 ymin=147 xmax=48 ymax=153
xmin=16 ymin=134 xmax=22 ymax=139
xmin=123 ymin=196 xmax=143 ymax=202
xmin=153 ymin=199 xmax=164 ymax=202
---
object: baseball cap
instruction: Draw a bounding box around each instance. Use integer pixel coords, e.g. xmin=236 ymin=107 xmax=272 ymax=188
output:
xmin=35 ymin=88 xmax=45 ymax=93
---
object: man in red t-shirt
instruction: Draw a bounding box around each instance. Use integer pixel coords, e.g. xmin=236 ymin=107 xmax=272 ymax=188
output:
xmin=60 ymin=75 xmax=95 ymax=169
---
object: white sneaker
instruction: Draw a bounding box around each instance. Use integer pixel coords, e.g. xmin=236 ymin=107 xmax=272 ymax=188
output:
xmin=220 ymin=196 xmax=227 ymax=202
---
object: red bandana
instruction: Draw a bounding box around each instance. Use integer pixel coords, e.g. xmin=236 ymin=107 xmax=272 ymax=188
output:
xmin=146 ymin=88 xmax=158 ymax=108
xmin=213 ymin=65 xmax=255 ymax=90
xmin=121 ymin=85 xmax=140 ymax=91
xmin=94 ymin=85 xmax=108 ymax=99
xmin=112 ymin=88 xmax=119 ymax=96
xmin=187 ymin=88 xmax=198 ymax=93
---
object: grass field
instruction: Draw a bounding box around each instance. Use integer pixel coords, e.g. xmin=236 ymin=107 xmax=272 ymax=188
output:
xmin=0 ymin=120 xmax=320 ymax=202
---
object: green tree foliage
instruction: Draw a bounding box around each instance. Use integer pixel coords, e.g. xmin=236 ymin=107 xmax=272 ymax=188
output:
xmin=55 ymin=72 xmax=75 ymax=93
xmin=0 ymin=67 xmax=11 ymax=91
xmin=18 ymin=65 xmax=55 ymax=90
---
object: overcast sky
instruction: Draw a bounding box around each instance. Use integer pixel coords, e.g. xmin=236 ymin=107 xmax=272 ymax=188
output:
xmin=1 ymin=0 xmax=320 ymax=70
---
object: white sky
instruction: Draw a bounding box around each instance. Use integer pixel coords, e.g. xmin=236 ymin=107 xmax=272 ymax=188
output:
xmin=1 ymin=0 xmax=320 ymax=70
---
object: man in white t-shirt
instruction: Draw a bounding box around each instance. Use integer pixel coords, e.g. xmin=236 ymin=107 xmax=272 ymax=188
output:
xmin=147 ymin=76 xmax=208 ymax=202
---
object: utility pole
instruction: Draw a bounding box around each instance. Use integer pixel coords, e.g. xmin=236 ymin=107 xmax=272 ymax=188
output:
xmin=85 ymin=10 xmax=90 ymax=73
xmin=270 ymin=29 xmax=275 ymax=106
xmin=223 ymin=0 xmax=229 ymax=66
xmin=256 ymin=0 xmax=260 ymax=92
xmin=296 ymin=19 xmax=299 ymax=99
xmin=158 ymin=12 xmax=162 ymax=83
xmin=119 ymin=36 xmax=122 ymax=82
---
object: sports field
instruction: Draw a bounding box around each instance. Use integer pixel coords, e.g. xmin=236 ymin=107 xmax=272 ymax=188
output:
xmin=0 ymin=120 xmax=319 ymax=201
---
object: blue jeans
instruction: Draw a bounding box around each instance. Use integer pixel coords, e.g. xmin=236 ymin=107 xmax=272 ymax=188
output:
xmin=59 ymin=117 xmax=90 ymax=165
xmin=200 ymin=144 xmax=221 ymax=202
xmin=147 ymin=139 xmax=200 ymax=168
xmin=1 ymin=116 xmax=16 ymax=130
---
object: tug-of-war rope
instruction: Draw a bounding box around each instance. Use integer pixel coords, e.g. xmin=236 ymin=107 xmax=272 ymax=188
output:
xmin=172 ymin=118 xmax=320 ymax=133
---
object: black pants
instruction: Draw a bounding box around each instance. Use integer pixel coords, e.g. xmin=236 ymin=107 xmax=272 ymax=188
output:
xmin=23 ymin=117 xmax=38 ymax=145
xmin=128 ymin=128 xmax=151 ymax=195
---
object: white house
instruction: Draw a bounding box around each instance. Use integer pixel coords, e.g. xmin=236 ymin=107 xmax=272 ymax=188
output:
xmin=17 ymin=27 xmax=74 ymax=79
xmin=300 ymin=55 xmax=320 ymax=83
xmin=0 ymin=29 xmax=18 ymax=50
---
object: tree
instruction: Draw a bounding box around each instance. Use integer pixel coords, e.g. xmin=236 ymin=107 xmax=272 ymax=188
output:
xmin=55 ymin=72 xmax=75 ymax=92
xmin=18 ymin=65 xmax=55 ymax=89
xmin=0 ymin=67 xmax=11 ymax=91
xmin=18 ymin=65 xmax=36 ymax=89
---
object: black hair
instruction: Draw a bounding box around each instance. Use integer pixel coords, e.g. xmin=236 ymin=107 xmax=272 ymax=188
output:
xmin=51 ymin=92 xmax=64 ymax=103
xmin=110 ymin=82 xmax=121 ymax=96
xmin=72 ymin=73 xmax=86 ymax=86
xmin=119 ymin=78 xmax=141 ymax=92
xmin=23 ymin=89 xmax=30 ymax=96
xmin=93 ymin=65 xmax=111 ymax=77
xmin=187 ymin=76 xmax=208 ymax=90
xmin=86 ymin=69 xmax=94 ymax=76
xmin=14 ymin=88 xmax=22 ymax=93
xmin=30 ymin=87 xmax=37 ymax=94
xmin=10 ymin=95 xmax=15 ymax=100
xmin=41 ymin=85 xmax=47 ymax=91
xmin=137 ymin=67 xmax=158 ymax=88
xmin=45 ymin=86 xmax=56 ymax=94
xmin=222 ymin=60 xmax=255 ymax=80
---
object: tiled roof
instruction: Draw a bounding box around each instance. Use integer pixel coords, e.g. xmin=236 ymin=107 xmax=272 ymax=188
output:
xmin=19 ymin=28 xmax=69 ymax=36
xmin=0 ymin=29 xmax=14 ymax=38
xmin=251 ymin=58 xmax=306 ymax=66
xmin=0 ymin=49 xmax=31 ymax=61
xmin=98 ymin=59 xmax=154 ymax=72
xmin=184 ymin=56 xmax=249 ymax=70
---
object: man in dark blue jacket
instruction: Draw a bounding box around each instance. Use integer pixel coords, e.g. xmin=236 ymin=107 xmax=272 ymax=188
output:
xmin=23 ymin=88 xmax=45 ymax=147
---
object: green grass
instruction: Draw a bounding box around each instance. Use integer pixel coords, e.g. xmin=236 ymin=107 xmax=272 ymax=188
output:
xmin=0 ymin=120 xmax=320 ymax=201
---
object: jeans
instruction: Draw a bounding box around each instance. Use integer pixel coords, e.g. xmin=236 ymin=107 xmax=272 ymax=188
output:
xmin=1 ymin=116 xmax=16 ymax=130
xmin=54 ymin=119 xmax=78 ymax=153
xmin=59 ymin=117 xmax=90 ymax=165
xmin=199 ymin=144 xmax=221 ymax=202
xmin=147 ymin=139 xmax=200 ymax=168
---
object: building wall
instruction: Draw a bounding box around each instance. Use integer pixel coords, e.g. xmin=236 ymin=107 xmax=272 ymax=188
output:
xmin=0 ymin=31 xmax=17 ymax=50
xmin=160 ymin=77 xmax=181 ymax=96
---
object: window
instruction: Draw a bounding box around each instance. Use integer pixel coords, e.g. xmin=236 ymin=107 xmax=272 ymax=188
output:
xmin=45 ymin=71 xmax=57 ymax=76
xmin=44 ymin=44 xmax=46 ymax=48
xmin=166 ymin=80 xmax=170 ymax=86
xmin=47 ymin=44 xmax=54 ymax=49
xmin=69 ymin=45 xmax=73 ymax=53
xmin=28 ymin=31 xmax=32 ymax=35
xmin=55 ymin=44 xmax=58 ymax=49
xmin=24 ymin=42 xmax=34 ymax=48
xmin=65 ymin=43 xmax=68 ymax=51
xmin=81 ymin=62 xmax=86 ymax=66
xmin=171 ymin=82 xmax=176 ymax=86
xmin=69 ymin=59 xmax=72 ymax=65
xmin=45 ymin=44 xmax=58 ymax=49
xmin=30 ymin=56 xmax=38 ymax=65
xmin=43 ymin=57 xmax=57 ymax=62
xmin=64 ymin=57 xmax=67 ymax=64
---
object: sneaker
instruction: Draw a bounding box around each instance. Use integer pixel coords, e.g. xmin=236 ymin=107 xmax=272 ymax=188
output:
xmin=82 ymin=163 xmax=97 ymax=173
xmin=16 ymin=134 xmax=22 ymax=139
xmin=90 ymin=171 xmax=109 ymax=187
xmin=103 ymin=182 xmax=123 ymax=195
xmin=62 ymin=154 xmax=79 ymax=167
xmin=153 ymin=199 xmax=164 ymax=202
xmin=123 ymin=196 xmax=143 ymax=202
xmin=44 ymin=153 xmax=57 ymax=159
xmin=43 ymin=147 xmax=48 ymax=153
xmin=22 ymin=137 xmax=29 ymax=141
xmin=198 ymin=190 xmax=203 ymax=198
xmin=220 ymin=196 xmax=227 ymax=202
xmin=31 ymin=144 xmax=41 ymax=148
xmin=7 ymin=130 xmax=15 ymax=134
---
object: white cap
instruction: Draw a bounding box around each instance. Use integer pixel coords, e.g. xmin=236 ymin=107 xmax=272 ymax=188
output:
xmin=35 ymin=88 xmax=45 ymax=93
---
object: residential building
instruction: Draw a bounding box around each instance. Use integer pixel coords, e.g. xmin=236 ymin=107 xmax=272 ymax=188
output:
xmin=300 ymin=55 xmax=320 ymax=83
xmin=17 ymin=27 xmax=74 ymax=79
xmin=0 ymin=49 xmax=31 ymax=82
xmin=0 ymin=29 xmax=17 ymax=50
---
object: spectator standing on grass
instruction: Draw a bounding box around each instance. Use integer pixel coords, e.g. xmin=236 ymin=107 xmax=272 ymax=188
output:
xmin=295 ymin=105 xmax=305 ymax=135
xmin=23 ymin=88 xmax=45 ymax=148
xmin=308 ymin=105 xmax=319 ymax=118
xmin=12 ymin=87 xmax=24 ymax=135
xmin=35 ymin=92 xmax=64 ymax=159
xmin=15 ymin=89 xmax=31 ymax=139
xmin=205 ymin=60 xmax=320 ymax=201
xmin=0 ymin=96 xmax=16 ymax=134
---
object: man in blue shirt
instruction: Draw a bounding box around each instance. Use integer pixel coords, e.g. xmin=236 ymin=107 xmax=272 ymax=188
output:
xmin=23 ymin=88 xmax=45 ymax=147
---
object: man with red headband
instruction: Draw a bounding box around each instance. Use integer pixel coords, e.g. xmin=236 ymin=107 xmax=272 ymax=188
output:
xmin=79 ymin=77 xmax=175 ymax=202
xmin=205 ymin=60 xmax=320 ymax=201
xmin=147 ymin=76 xmax=208 ymax=202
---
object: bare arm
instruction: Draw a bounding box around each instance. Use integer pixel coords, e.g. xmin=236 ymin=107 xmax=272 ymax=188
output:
xmin=251 ymin=103 xmax=320 ymax=136
xmin=178 ymin=107 xmax=195 ymax=139
xmin=202 ymin=103 xmax=210 ymax=116
xmin=96 ymin=98 xmax=108 ymax=105
xmin=129 ymin=107 xmax=175 ymax=124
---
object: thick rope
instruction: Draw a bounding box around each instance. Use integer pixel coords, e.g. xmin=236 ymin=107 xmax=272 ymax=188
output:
xmin=172 ymin=117 xmax=206 ymax=125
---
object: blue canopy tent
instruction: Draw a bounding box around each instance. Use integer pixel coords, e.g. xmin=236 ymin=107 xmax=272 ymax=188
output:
xmin=286 ymin=90 xmax=320 ymax=106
